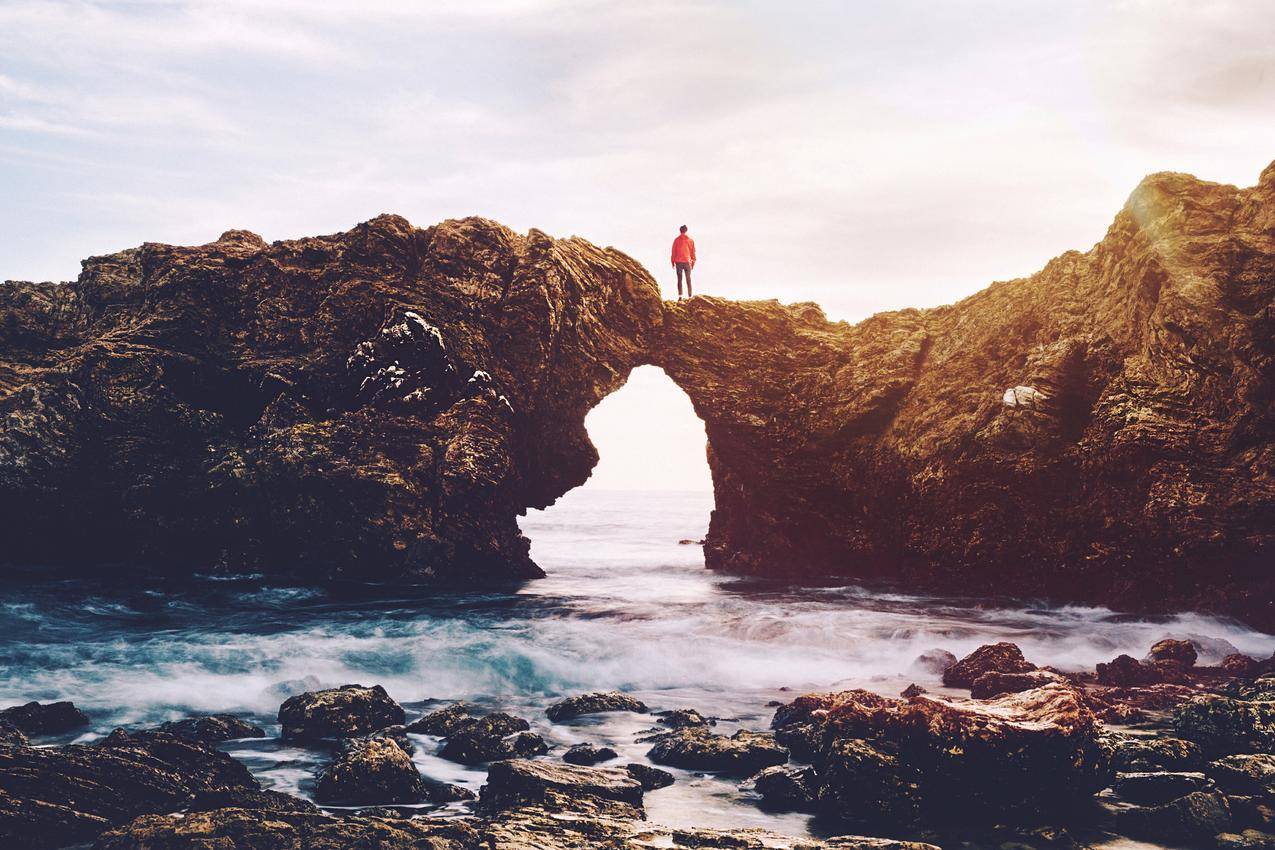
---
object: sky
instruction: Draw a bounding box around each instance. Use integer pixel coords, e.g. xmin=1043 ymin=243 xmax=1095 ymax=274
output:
xmin=2 ymin=0 xmax=1273 ymax=491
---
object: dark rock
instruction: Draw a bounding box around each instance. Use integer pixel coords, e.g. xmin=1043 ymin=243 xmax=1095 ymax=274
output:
xmin=941 ymin=643 xmax=1035 ymax=689
xmin=1111 ymin=771 xmax=1213 ymax=805
xmin=155 ymin=714 xmax=264 ymax=744
xmin=1097 ymin=654 xmax=1189 ymax=687
xmin=97 ymin=729 xmax=256 ymax=791
xmin=1210 ymin=754 xmax=1275 ymax=797
xmin=911 ymin=649 xmax=957 ymax=676
xmin=405 ymin=702 xmax=472 ymax=736
xmin=1103 ymin=734 xmax=1203 ymax=772
xmin=1115 ymin=789 xmax=1232 ymax=844
xmin=657 ymin=708 xmax=711 ymax=728
xmin=899 ymin=684 xmax=926 ymax=698
xmin=546 ymin=692 xmax=649 ymax=722
xmin=0 ymin=701 xmax=89 ymax=736
xmin=0 ymin=721 xmax=28 ymax=747
xmin=563 ymin=743 xmax=618 ymax=765
xmin=438 ymin=713 xmax=546 ymax=765
xmin=1084 ymin=682 xmax=1201 ymax=722
xmin=625 ymin=763 xmax=675 ymax=790
xmin=1217 ymin=829 xmax=1275 ymax=849
xmin=647 ymin=728 xmax=788 ymax=775
xmin=970 ymin=669 xmax=1065 ymax=699
xmin=1227 ymin=655 xmax=1264 ymax=678
xmin=314 ymin=732 xmax=428 ymax=804
xmin=278 ymin=684 xmax=405 ymax=742
xmin=816 ymin=739 xmax=920 ymax=828
xmin=479 ymin=758 xmax=644 ymax=811
xmin=1147 ymin=638 xmax=1199 ymax=667
xmin=422 ymin=778 xmax=476 ymax=803
xmin=187 ymin=787 xmax=318 ymax=813
xmin=93 ymin=808 xmax=480 ymax=850
xmin=750 ymin=765 xmax=818 ymax=812
xmin=1174 ymin=695 xmax=1275 ymax=757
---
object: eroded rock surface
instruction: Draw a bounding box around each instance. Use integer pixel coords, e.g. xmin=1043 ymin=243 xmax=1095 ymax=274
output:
xmin=279 ymin=684 xmax=405 ymax=742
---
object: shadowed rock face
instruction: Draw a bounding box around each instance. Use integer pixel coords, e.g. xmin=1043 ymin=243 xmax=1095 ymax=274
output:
xmin=2 ymin=163 xmax=1273 ymax=625
xmin=655 ymin=163 xmax=1275 ymax=629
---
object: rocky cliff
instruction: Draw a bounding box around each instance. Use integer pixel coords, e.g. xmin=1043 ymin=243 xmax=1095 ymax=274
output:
xmin=2 ymin=163 xmax=1272 ymax=625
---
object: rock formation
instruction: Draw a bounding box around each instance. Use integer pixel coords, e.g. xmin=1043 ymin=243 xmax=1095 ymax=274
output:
xmin=2 ymin=161 xmax=1273 ymax=625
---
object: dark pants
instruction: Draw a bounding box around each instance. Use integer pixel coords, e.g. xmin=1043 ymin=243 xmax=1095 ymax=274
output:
xmin=676 ymin=262 xmax=693 ymax=297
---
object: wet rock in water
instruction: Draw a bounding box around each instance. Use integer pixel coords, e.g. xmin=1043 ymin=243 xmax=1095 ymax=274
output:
xmin=423 ymin=777 xmax=476 ymax=803
xmin=93 ymin=808 xmax=480 ymax=850
xmin=1148 ymin=638 xmax=1199 ymax=667
xmin=941 ymin=643 xmax=1035 ymax=689
xmin=625 ymin=763 xmax=675 ymax=790
xmin=0 ymin=731 xmax=259 ymax=849
xmin=563 ymin=743 xmax=618 ymax=765
xmin=546 ymin=692 xmax=649 ymax=722
xmin=1174 ymin=694 xmax=1275 ymax=757
xmin=155 ymin=714 xmax=265 ymax=744
xmin=817 ymin=739 xmax=921 ymax=829
xmin=899 ymin=683 xmax=926 ymax=698
xmin=1111 ymin=771 xmax=1213 ymax=806
xmin=405 ymin=702 xmax=473 ymax=736
xmin=911 ymin=649 xmax=957 ymax=676
xmin=278 ymin=684 xmax=405 ymax=742
xmin=0 ymin=721 xmax=28 ymax=747
xmin=187 ymin=787 xmax=319 ymax=813
xmin=657 ymin=708 xmax=712 ymax=728
xmin=1218 ymin=829 xmax=1275 ymax=849
xmin=1209 ymin=754 xmax=1275 ymax=797
xmin=1102 ymin=733 xmax=1203 ymax=773
xmin=479 ymin=758 xmax=645 ymax=812
xmin=1097 ymin=653 xmax=1189 ymax=687
xmin=314 ymin=732 xmax=429 ymax=805
xmin=0 ymin=701 xmax=89 ymax=736
xmin=1114 ymin=789 xmax=1233 ymax=844
xmin=969 ymin=669 xmax=1065 ymax=699
xmin=647 ymin=728 xmax=788 ymax=775
xmin=1085 ymin=682 xmax=1201 ymax=723
xmin=750 ymin=765 xmax=818 ymax=812
xmin=1226 ymin=655 xmax=1265 ymax=678
xmin=438 ymin=713 xmax=546 ymax=765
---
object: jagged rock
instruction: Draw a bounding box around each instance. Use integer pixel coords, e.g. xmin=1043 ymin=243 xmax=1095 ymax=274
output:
xmin=1102 ymin=733 xmax=1203 ymax=772
xmin=278 ymin=684 xmax=405 ymax=742
xmin=624 ymin=763 xmax=675 ymax=790
xmin=1084 ymin=682 xmax=1201 ymax=722
xmin=1114 ymin=790 xmax=1232 ymax=844
xmin=0 ymin=701 xmax=88 ymax=736
xmin=1210 ymin=754 xmax=1275 ymax=797
xmin=657 ymin=708 xmax=711 ymax=728
xmin=438 ymin=712 xmax=546 ymax=765
xmin=0 ymin=731 xmax=258 ymax=849
xmin=314 ymin=732 xmax=428 ymax=804
xmin=970 ymin=669 xmax=1065 ymax=699
xmin=405 ymin=702 xmax=472 ymax=735
xmin=93 ymin=808 xmax=480 ymax=850
xmin=1227 ymin=655 xmax=1265 ymax=678
xmin=646 ymin=728 xmax=788 ymax=775
xmin=899 ymin=683 xmax=926 ymax=698
xmin=479 ymin=758 xmax=644 ymax=811
xmin=750 ymin=765 xmax=818 ymax=812
xmin=0 ymin=721 xmax=27 ymax=747
xmin=187 ymin=787 xmax=318 ymax=813
xmin=155 ymin=714 xmax=264 ymax=744
xmin=817 ymin=739 xmax=920 ymax=828
xmin=563 ymin=743 xmax=618 ymax=765
xmin=941 ymin=642 xmax=1035 ymax=689
xmin=546 ymin=692 xmax=649 ymax=722
xmin=1174 ymin=694 xmax=1275 ymax=757
xmin=1111 ymin=771 xmax=1213 ymax=805
xmin=911 ymin=649 xmax=957 ymax=676
xmin=1148 ymin=639 xmax=1199 ymax=667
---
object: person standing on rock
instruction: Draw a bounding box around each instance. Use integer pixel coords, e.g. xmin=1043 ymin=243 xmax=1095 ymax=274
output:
xmin=671 ymin=225 xmax=696 ymax=300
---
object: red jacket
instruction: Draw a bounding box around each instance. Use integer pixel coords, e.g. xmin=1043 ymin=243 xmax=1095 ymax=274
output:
xmin=671 ymin=234 xmax=696 ymax=266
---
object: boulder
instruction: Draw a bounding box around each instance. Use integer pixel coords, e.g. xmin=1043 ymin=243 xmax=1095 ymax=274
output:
xmin=479 ymin=758 xmax=644 ymax=811
xmin=437 ymin=712 xmax=546 ymax=765
xmin=647 ymin=728 xmax=788 ymax=775
xmin=1210 ymin=754 xmax=1275 ymax=797
xmin=278 ymin=685 xmax=405 ymax=742
xmin=155 ymin=714 xmax=265 ymax=744
xmin=1111 ymin=771 xmax=1213 ymax=806
xmin=624 ymin=763 xmax=675 ymax=790
xmin=546 ymin=692 xmax=649 ymax=722
xmin=1226 ymin=655 xmax=1264 ymax=678
xmin=405 ymin=702 xmax=473 ymax=736
xmin=1174 ymin=695 xmax=1275 ymax=757
xmin=187 ymin=787 xmax=318 ymax=813
xmin=751 ymin=765 xmax=818 ymax=812
xmin=1102 ymin=733 xmax=1203 ymax=773
xmin=899 ymin=684 xmax=926 ymax=698
xmin=314 ymin=732 xmax=428 ymax=805
xmin=941 ymin=643 xmax=1035 ymax=689
xmin=563 ymin=743 xmax=618 ymax=765
xmin=970 ymin=669 xmax=1065 ymax=699
xmin=1096 ymin=654 xmax=1190 ymax=687
xmin=97 ymin=729 xmax=256 ymax=791
xmin=816 ymin=739 xmax=920 ymax=828
xmin=1115 ymin=790 xmax=1232 ymax=844
xmin=0 ymin=701 xmax=89 ymax=736
xmin=0 ymin=721 xmax=28 ymax=747
xmin=657 ymin=709 xmax=711 ymax=728
xmin=1148 ymin=639 xmax=1199 ymax=667
xmin=911 ymin=649 xmax=957 ymax=676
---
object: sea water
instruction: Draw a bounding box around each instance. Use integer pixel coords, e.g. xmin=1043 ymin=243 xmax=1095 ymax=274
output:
xmin=0 ymin=488 xmax=1270 ymax=835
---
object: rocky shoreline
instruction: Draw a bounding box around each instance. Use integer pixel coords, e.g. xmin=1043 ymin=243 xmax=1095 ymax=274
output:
xmin=3 ymin=635 xmax=1274 ymax=850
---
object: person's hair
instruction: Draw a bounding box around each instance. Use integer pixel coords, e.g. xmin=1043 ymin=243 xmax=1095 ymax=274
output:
xmin=679 ymin=225 xmax=688 ymax=233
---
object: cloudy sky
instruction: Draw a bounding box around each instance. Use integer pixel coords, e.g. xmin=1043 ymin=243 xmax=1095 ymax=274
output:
xmin=3 ymin=0 xmax=1273 ymax=491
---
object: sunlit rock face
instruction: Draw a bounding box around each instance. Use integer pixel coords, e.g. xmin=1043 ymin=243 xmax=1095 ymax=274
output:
xmin=655 ymin=162 xmax=1275 ymax=629
xmin=0 ymin=215 xmax=663 ymax=583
